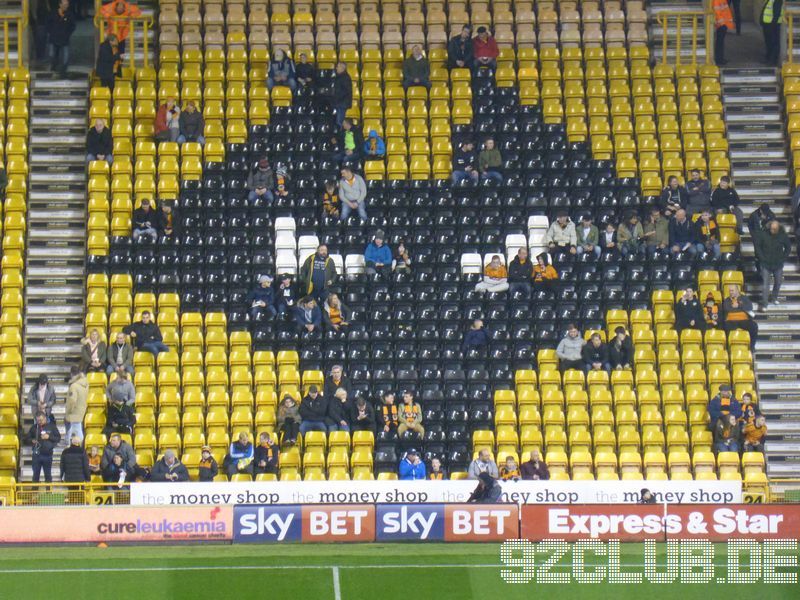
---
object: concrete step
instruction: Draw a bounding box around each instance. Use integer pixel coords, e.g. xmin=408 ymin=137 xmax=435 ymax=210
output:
xmin=28 ymin=228 xmax=86 ymax=241
xmin=30 ymin=134 xmax=83 ymax=146
xmin=26 ymin=302 xmax=84 ymax=316
xmin=28 ymin=209 xmax=84 ymax=221
xmin=27 ymin=246 xmax=84 ymax=258
xmin=29 ymin=172 xmax=85 ymax=184
xmin=26 ymin=285 xmax=84 ymax=298
xmin=24 ymin=342 xmax=81 ymax=356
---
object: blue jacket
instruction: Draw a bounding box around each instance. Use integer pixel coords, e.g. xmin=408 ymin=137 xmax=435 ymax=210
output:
xmin=708 ymin=395 xmax=742 ymax=424
xmin=669 ymin=217 xmax=695 ymax=247
xmin=364 ymin=242 xmax=392 ymax=265
xmin=228 ymin=441 xmax=254 ymax=461
xmin=399 ymin=458 xmax=427 ymax=480
xmin=294 ymin=304 xmax=322 ymax=327
xmin=248 ymin=285 xmax=274 ymax=308
xmin=363 ymin=130 xmax=386 ymax=156
xmin=462 ymin=329 xmax=489 ymax=350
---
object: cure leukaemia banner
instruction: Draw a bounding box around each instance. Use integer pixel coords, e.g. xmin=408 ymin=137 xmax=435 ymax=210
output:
xmin=0 ymin=505 xmax=233 ymax=543
xmin=520 ymin=504 xmax=800 ymax=542
xmin=130 ymin=479 xmax=742 ymax=506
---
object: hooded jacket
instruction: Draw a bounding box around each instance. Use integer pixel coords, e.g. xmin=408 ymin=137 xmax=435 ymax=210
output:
xmin=556 ymin=334 xmax=585 ymax=361
xmin=363 ymin=130 xmax=386 ymax=156
xmin=399 ymin=457 xmax=427 ymax=480
xmin=65 ymin=373 xmax=89 ymax=424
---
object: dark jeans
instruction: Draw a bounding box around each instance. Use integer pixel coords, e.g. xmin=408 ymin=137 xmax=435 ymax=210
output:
xmin=50 ymin=44 xmax=69 ymax=75
xmin=763 ymin=22 xmax=781 ymax=65
xmin=225 ymin=459 xmax=254 ymax=479
xmin=509 ymin=282 xmax=531 ymax=298
xmin=559 ymin=358 xmax=583 ymax=372
xmin=300 ymin=420 xmax=327 ymax=435
xmin=715 ymin=25 xmax=728 ymax=64
xmin=761 ymin=265 xmax=784 ymax=304
xmin=723 ymin=319 xmax=759 ymax=349
xmin=141 ymin=341 xmax=169 ymax=356
xmin=280 ymin=419 xmax=300 ymax=442
xmin=32 ymin=453 xmax=53 ymax=483
xmin=731 ymin=0 xmax=741 ymax=33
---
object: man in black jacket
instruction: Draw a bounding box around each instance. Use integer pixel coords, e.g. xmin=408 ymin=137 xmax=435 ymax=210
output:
xmin=332 ymin=62 xmax=353 ymax=126
xmin=95 ymin=34 xmax=120 ymax=89
xmin=47 ymin=0 xmax=76 ymax=77
xmin=451 ymin=141 xmax=478 ymax=184
xmin=86 ymin=118 xmax=113 ymax=164
xmin=609 ymin=327 xmax=634 ymax=370
xmin=103 ymin=397 xmax=136 ymax=436
xmin=350 ymin=397 xmax=376 ymax=432
xmin=131 ymin=198 xmax=159 ymax=241
xmin=28 ymin=411 xmax=61 ymax=482
xmin=124 ymin=310 xmax=168 ymax=356
xmin=177 ymin=100 xmax=205 ymax=144
xmin=299 ymin=385 xmax=328 ymax=435
xmin=508 ymin=247 xmax=534 ymax=298
xmin=323 ymin=365 xmax=352 ymax=399
xmin=675 ymin=288 xmax=706 ymax=332
xmin=581 ymin=333 xmax=610 ymax=374
xmin=448 ymin=25 xmax=474 ymax=69
xmin=60 ymin=434 xmax=90 ymax=483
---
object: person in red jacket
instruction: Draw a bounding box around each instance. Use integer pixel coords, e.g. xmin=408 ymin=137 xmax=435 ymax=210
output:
xmin=472 ymin=26 xmax=499 ymax=72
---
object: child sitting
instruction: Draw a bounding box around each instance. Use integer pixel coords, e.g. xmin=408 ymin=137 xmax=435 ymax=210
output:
xmin=743 ymin=416 xmax=767 ymax=452
xmin=381 ymin=392 xmax=399 ymax=434
xmin=704 ymin=292 xmax=719 ymax=328
xmin=322 ymin=180 xmax=340 ymax=218
xmin=500 ymin=456 xmax=521 ymax=481
xmin=198 ymin=445 xmax=219 ymax=481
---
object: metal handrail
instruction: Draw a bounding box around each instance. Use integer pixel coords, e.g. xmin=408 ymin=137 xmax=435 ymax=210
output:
xmin=656 ymin=9 xmax=714 ymax=66
xmin=93 ymin=13 xmax=153 ymax=69
xmin=0 ymin=14 xmax=27 ymax=69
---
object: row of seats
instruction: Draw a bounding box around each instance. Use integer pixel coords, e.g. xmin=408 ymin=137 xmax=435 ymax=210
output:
xmin=0 ymin=67 xmax=29 ymax=479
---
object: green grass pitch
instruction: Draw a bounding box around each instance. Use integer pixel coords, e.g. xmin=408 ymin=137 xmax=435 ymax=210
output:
xmin=0 ymin=543 xmax=797 ymax=600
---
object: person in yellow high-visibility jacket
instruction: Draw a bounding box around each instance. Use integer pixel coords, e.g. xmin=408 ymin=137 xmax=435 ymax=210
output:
xmin=761 ymin=0 xmax=785 ymax=65
xmin=713 ymin=0 xmax=735 ymax=65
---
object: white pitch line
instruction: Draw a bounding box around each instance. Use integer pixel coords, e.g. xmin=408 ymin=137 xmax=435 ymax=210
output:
xmin=0 ymin=564 xmax=500 ymax=575
xmin=332 ymin=566 xmax=342 ymax=600
xmin=0 ymin=563 xmax=745 ymax=575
